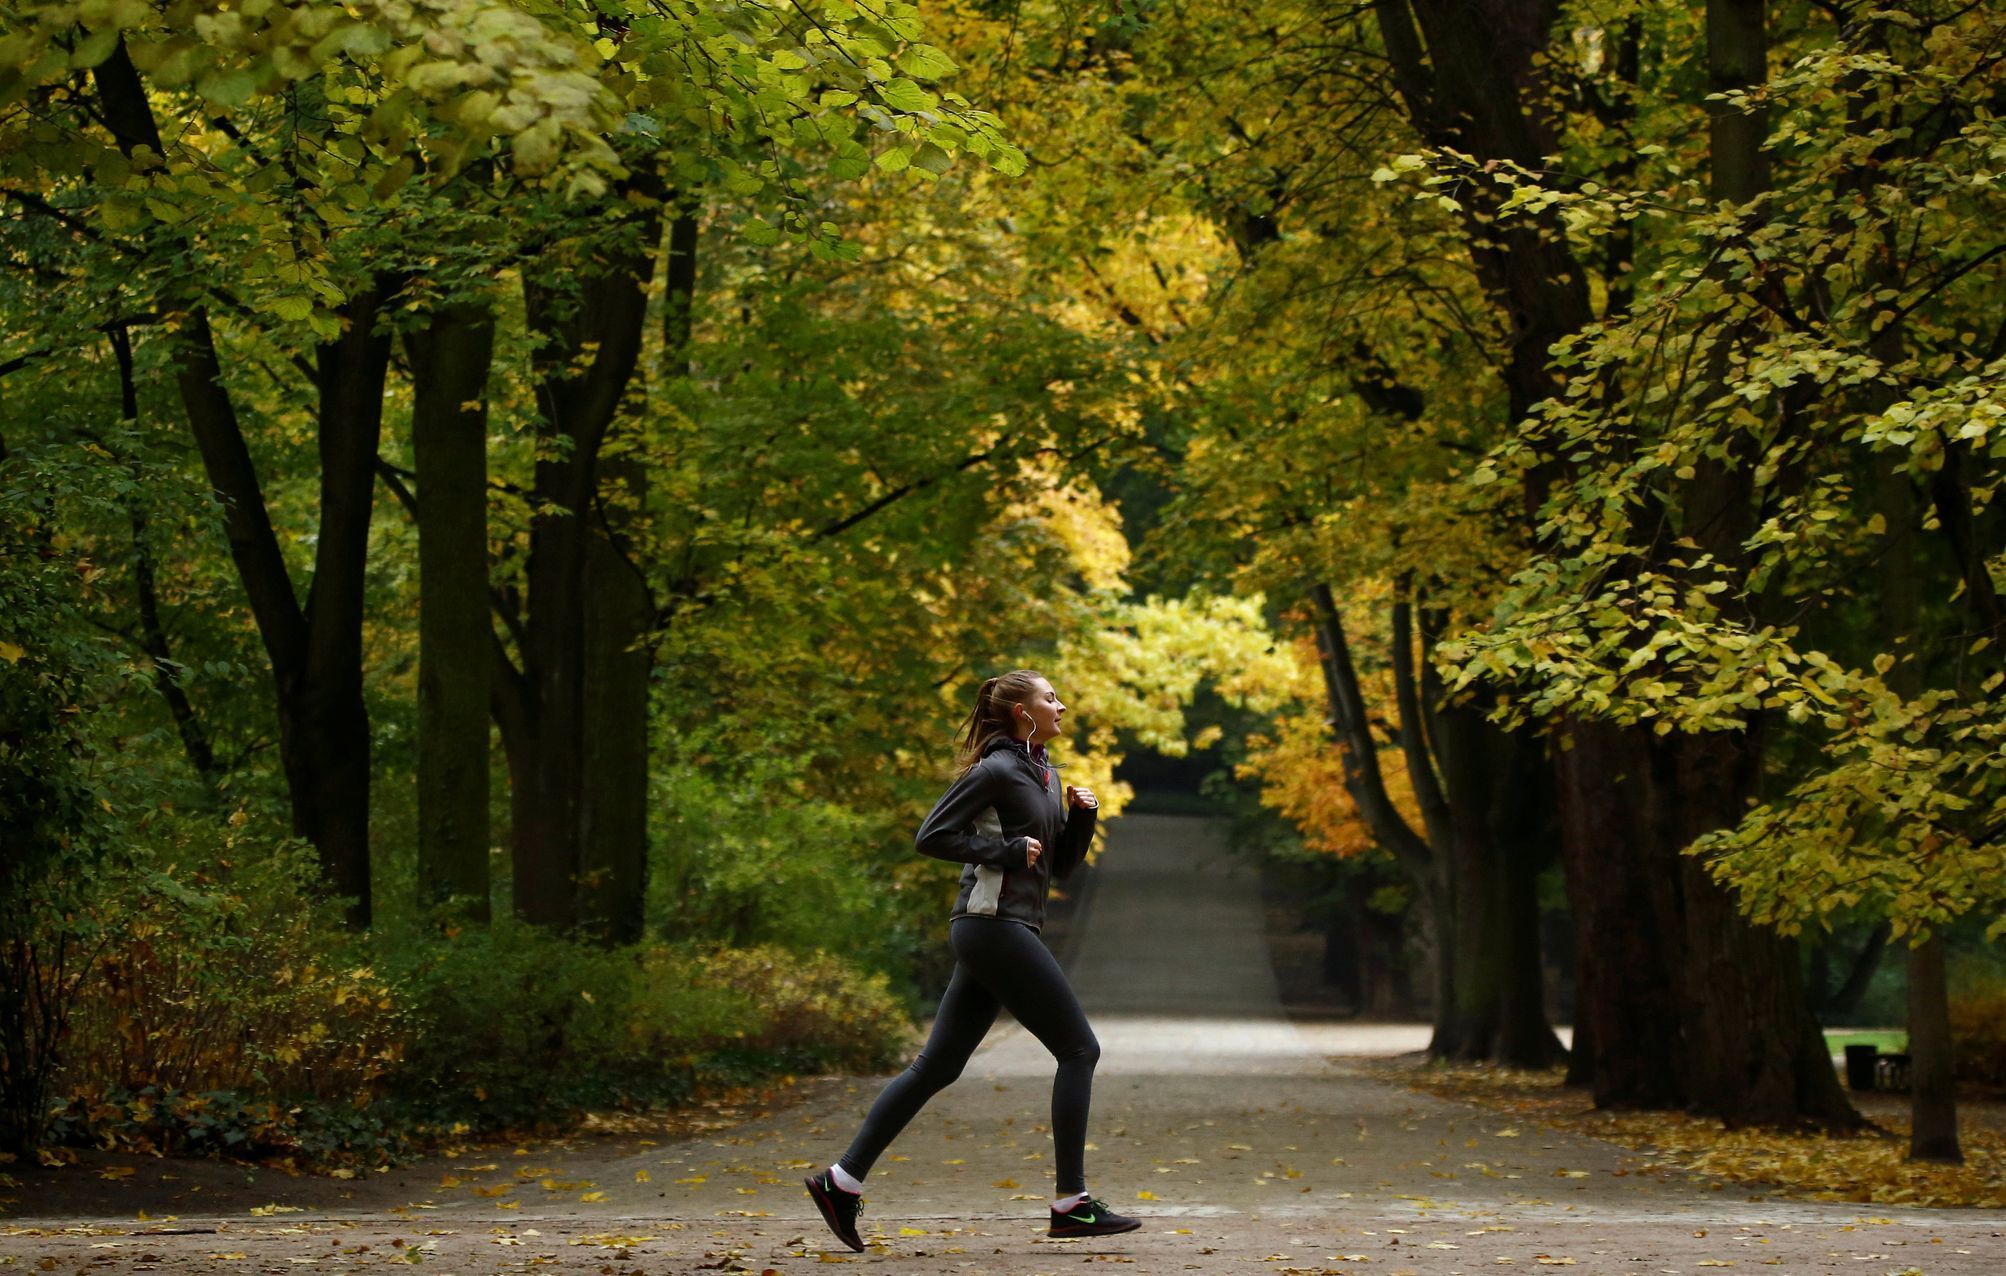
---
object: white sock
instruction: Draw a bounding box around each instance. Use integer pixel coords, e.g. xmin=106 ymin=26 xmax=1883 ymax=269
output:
xmin=1053 ymin=1190 xmax=1088 ymax=1212
xmin=829 ymin=1164 xmax=863 ymax=1194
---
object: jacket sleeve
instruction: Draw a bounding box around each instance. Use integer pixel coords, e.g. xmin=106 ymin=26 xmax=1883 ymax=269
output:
xmin=1050 ymin=803 xmax=1097 ymax=881
xmin=914 ymin=759 xmax=1029 ymax=869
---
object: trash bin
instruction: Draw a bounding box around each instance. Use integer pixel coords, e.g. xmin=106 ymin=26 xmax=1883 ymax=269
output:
xmin=1843 ymin=1043 xmax=1879 ymax=1092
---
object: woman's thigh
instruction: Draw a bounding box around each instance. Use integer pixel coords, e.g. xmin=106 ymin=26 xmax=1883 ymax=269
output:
xmin=910 ymin=959 xmax=1002 ymax=1077
xmin=951 ymin=918 xmax=1095 ymax=1057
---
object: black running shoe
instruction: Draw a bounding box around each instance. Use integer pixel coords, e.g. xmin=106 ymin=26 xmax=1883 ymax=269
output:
xmin=803 ymin=1170 xmax=866 ymax=1252
xmin=1047 ymin=1195 xmax=1142 ymax=1239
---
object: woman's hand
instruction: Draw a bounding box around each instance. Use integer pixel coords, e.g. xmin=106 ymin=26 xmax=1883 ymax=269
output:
xmin=1066 ymin=785 xmax=1098 ymax=811
xmin=1023 ymin=837 xmax=1043 ymax=867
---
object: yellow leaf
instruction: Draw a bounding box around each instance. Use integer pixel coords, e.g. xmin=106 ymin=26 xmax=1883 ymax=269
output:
xmin=0 ymin=640 xmax=24 ymax=663
xmin=1135 ymin=1190 xmax=1157 ymax=1200
xmin=633 ymin=1170 xmax=650 ymax=1183
xmin=579 ymin=1191 xmax=607 ymax=1203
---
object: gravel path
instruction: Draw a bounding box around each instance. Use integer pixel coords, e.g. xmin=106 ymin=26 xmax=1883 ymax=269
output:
xmin=5 ymin=814 xmax=2001 ymax=1274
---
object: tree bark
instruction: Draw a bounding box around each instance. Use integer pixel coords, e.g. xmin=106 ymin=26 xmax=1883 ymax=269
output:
xmin=575 ymin=206 xmax=697 ymax=944
xmin=502 ymin=205 xmax=663 ymax=931
xmin=577 ymin=462 xmax=651 ymax=944
xmin=287 ymin=279 xmax=401 ymax=929
xmin=1907 ymin=934 xmax=1963 ymax=1163
xmin=1429 ymin=696 xmax=1565 ymax=1066
xmin=408 ymin=303 xmax=497 ymax=923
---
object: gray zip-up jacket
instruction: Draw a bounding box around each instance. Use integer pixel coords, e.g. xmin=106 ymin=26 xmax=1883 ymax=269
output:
xmin=915 ymin=735 xmax=1097 ymax=931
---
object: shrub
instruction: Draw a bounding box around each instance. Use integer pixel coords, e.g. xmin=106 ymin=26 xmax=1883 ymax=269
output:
xmin=57 ymin=818 xmax=405 ymax=1106
xmin=667 ymin=944 xmax=909 ymax=1076
xmin=1948 ymin=988 xmax=2006 ymax=1086
xmin=44 ymin=816 xmax=407 ymax=1163
xmin=387 ymin=930 xmax=912 ymax=1130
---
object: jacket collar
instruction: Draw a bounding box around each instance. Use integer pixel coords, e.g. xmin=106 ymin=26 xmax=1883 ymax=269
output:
xmin=983 ymin=734 xmax=1064 ymax=772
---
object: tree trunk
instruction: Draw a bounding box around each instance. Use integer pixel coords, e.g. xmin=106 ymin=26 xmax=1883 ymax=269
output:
xmin=502 ymin=210 xmax=663 ymax=931
xmin=1553 ymin=720 xmax=1687 ymax=1108
xmin=284 ymin=279 xmax=401 ymax=930
xmin=94 ymin=40 xmax=384 ymax=927
xmin=1907 ymin=934 xmax=1962 ymax=1163
xmin=408 ymin=304 xmax=497 ymax=923
xmin=1306 ymin=585 xmax=1452 ymax=1044
xmin=574 ymin=207 xmax=698 ymax=944
xmin=577 ymin=461 xmax=651 ymax=945
xmin=1430 ymin=698 xmax=1564 ymax=1066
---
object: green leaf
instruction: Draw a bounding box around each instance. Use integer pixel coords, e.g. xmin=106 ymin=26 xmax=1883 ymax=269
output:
xmin=877 ymin=78 xmax=938 ymax=114
xmin=895 ymin=44 xmax=959 ymax=80
xmin=196 ymin=68 xmax=260 ymax=109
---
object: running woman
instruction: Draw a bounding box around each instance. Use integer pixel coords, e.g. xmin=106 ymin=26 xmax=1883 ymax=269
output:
xmin=804 ymin=669 xmax=1141 ymax=1250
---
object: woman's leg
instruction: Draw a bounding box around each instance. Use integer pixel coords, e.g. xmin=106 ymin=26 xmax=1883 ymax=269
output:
xmin=835 ymin=960 xmax=999 ymax=1183
xmin=953 ymin=920 xmax=1100 ymax=1196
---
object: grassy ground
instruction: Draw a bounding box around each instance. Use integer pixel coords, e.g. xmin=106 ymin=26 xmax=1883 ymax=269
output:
xmin=1826 ymin=1029 xmax=1910 ymax=1054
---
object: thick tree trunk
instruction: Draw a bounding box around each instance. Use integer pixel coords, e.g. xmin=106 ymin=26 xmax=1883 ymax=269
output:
xmin=285 ymin=280 xmax=400 ymax=930
xmin=1430 ymin=699 xmax=1564 ymax=1066
xmin=574 ymin=208 xmax=698 ymax=944
xmin=1553 ymin=720 xmax=1686 ymax=1108
xmin=1907 ymin=935 xmax=1962 ymax=1163
xmin=1555 ymin=719 xmax=1855 ymax=1125
xmin=503 ymin=212 xmax=662 ymax=931
xmin=408 ymin=304 xmax=497 ymax=923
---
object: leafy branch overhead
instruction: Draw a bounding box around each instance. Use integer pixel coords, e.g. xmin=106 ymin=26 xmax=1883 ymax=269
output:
xmin=1 ymin=0 xmax=1024 ymax=297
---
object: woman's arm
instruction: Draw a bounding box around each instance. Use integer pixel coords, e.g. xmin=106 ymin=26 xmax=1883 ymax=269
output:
xmin=914 ymin=760 xmax=1030 ymax=868
xmin=1050 ymin=802 xmax=1097 ymax=881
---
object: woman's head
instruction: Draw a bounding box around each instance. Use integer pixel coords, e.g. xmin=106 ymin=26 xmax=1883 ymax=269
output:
xmin=956 ymin=669 xmax=1067 ymax=770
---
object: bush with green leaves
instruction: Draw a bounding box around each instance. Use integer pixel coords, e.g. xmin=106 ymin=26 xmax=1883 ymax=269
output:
xmin=388 ymin=926 xmax=908 ymax=1128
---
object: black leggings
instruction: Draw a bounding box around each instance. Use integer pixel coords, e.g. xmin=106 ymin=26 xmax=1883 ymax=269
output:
xmin=838 ymin=915 xmax=1100 ymax=1194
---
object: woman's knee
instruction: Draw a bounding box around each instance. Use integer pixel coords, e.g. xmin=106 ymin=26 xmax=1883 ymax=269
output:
xmin=1057 ymin=1033 xmax=1100 ymax=1069
xmin=909 ymin=1051 xmax=966 ymax=1091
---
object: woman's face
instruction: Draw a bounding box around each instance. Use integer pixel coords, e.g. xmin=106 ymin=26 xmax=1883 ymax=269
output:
xmin=1012 ymin=677 xmax=1066 ymax=744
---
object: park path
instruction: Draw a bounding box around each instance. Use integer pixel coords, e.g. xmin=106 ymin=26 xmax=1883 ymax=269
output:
xmin=5 ymin=814 xmax=2002 ymax=1274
